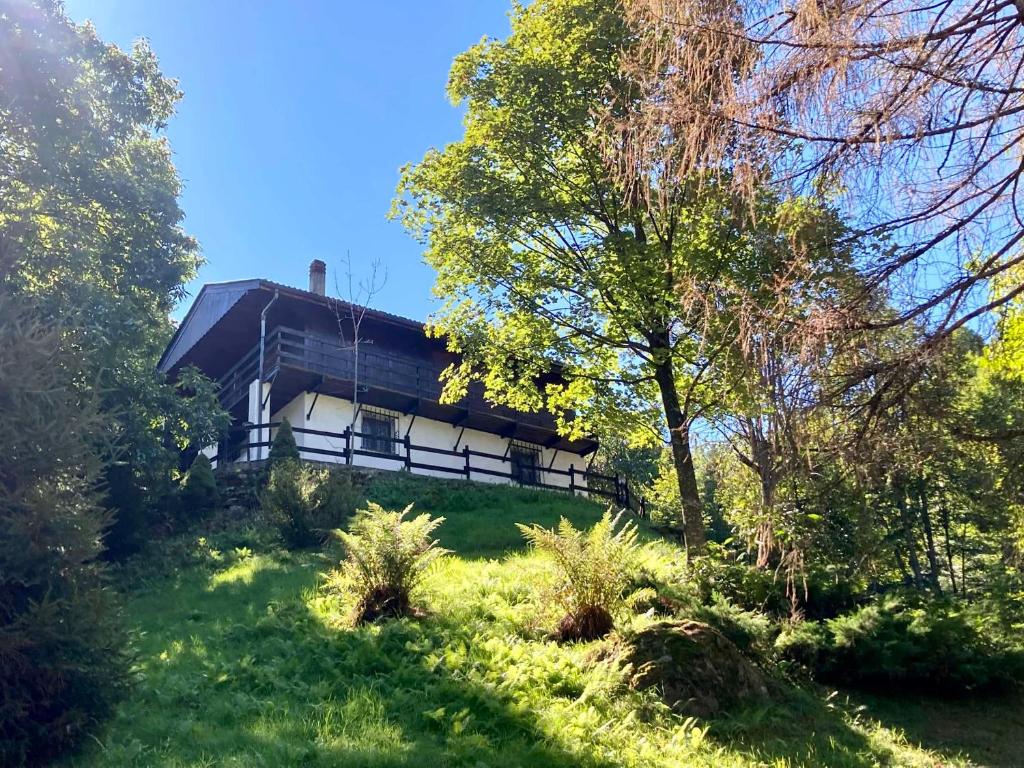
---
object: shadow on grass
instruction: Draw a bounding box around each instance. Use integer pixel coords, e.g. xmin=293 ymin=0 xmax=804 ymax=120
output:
xmin=703 ymin=685 xmax=884 ymax=768
xmin=849 ymin=688 xmax=1024 ymax=767
xmin=77 ymin=555 xmax=613 ymax=768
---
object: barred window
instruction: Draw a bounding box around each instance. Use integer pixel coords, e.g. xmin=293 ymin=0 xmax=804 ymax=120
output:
xmin=510 ymin=442 xmax=541 ymax=486
xmin=361 ymin=409 xmax=398 ymax=454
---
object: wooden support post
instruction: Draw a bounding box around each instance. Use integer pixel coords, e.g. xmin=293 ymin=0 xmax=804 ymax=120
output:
xmin=569 ymin=464 xmax=575 ymax=495
xmin=344 ymin=426 xmax=352 ymax=466
xmin=306 ymin=390 xmax=320 ymax=421
xmin=464 ymin=445 xmax=471 ymax=479
xmin=547 ymin=448 xmax=559 ymax=469
xmin=404 ymin=434 xmax=412 ymax=470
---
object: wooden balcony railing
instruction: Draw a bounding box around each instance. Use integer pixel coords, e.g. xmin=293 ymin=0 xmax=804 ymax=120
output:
xmin=217 ymin=326 xmax=559 ymax=431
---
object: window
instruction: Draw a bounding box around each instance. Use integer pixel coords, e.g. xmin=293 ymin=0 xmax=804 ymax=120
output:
xmin=361 ymin=409 xmax=398 ymax=454
xmin=510 ymin=442 xmax=541 ymax=486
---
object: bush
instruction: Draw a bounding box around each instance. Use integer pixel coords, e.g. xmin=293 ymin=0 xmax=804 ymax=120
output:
xmin=262 ymin=463 xmax=358 ymax=548
xmin=773 ymin=619 xmax=829 ymax=673
xmin=691 ymin=553 xmax=860 ymax=620
xmin=269 ymin=418 xmax=301 ymax=467
xmin=0 ymin=294 xmax=127 ymax=765
xmin=518 ymin=510 xmax=650 ymax=641
xmin=103 ymin=461 xmax=148 ymax=559
xmin=179 ymin=453 xmax=219 ymax=519
xmin=329 ymin=502 xmax=448 ymax=624
xmin=691 ymin=597 xmax=776 ymax=659
xmin=314 ymin=468 xmax=361 ymax=525
xmin=775 ymin=596 xmax=1024 ymax=693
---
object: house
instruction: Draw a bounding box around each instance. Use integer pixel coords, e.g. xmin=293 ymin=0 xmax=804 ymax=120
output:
xmin=160 ymin=260 xmax=634 ymax=502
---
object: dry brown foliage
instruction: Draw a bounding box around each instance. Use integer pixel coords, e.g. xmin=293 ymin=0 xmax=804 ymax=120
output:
xmin=613 ymin=0 xmax=1024 ymax=345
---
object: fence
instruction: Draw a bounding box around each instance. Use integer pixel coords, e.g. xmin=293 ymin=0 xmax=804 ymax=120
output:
xmin=213 ymin=421 xmax=647 ymax=514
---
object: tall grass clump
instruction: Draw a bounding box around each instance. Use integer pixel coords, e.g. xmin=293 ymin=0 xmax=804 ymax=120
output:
xmin=518 ymin=509 xmax=648 ymax=641
xmin=328 ymin=502 xmax=448 ymax=624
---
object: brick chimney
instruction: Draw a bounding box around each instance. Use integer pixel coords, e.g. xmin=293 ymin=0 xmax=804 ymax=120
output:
xmin=308 ymin=259 xmax=326 ymax=296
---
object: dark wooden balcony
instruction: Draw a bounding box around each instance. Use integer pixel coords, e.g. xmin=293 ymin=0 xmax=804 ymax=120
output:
xmin=216 ymin=326 xmax=594 ymax=452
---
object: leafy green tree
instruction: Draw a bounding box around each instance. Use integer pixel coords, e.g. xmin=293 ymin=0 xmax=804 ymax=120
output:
xmin=395 ymin=0 xmax=852 ymax=553
xmin=0 ymin=0 xmax=227 ymax=547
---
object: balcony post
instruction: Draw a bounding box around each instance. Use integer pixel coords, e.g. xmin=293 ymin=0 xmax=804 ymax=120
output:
xmin=569 ymin=464 xmax=575 ymax=494
xmin=404 ymin=434 xmax=412 ymax=470
xmin=344 ymin=426 xmax=352 ymax=465
xmin=463 ymin=445 xmax=471 ymax=479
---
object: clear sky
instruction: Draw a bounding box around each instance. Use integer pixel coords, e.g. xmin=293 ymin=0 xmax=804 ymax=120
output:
xmin=62 ymin=1 xmax=512 ymax=321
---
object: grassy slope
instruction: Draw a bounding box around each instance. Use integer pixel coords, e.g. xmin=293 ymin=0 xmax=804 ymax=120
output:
xmin=68 ymin=474 xmax=1022 ymax=768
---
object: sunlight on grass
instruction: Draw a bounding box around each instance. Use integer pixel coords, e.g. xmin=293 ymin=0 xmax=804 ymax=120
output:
xmin=206 ymin=553 xmax=285 ymax=590
xmin=64 ymin=479 xmax=1020 ymax=768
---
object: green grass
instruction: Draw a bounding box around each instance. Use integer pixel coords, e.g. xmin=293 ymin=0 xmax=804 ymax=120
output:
xmin=357 ymin=472 xmax=620 ymax=557
xmin=67 ymin=475 xmax=1021 ymax=767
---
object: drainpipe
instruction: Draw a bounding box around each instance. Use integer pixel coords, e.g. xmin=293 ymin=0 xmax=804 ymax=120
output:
xmin=257 ymin=290 xmax=280 ymax=460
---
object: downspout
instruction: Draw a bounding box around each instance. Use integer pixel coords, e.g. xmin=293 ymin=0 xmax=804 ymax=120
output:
xmin=257 ymin=290 xmax=280 ymax=460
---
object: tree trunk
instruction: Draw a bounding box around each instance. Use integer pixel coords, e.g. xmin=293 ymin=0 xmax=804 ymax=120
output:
xmin=751 ymin=426 xmax=778 ymax=569
xmin=893 ymin=542 xmax=910 ymax=584
xmin=916 ymin=481 xmax=942 ymax=594
xmin=651 ymin=355 xmax=705 ymax=554
xmin=960 ymin=522 xmax=969 ymax=597
xmin=939 ymin=499 xmax=958 ymax=594
xmin=894 ymin=478 xmax=924 ymax=589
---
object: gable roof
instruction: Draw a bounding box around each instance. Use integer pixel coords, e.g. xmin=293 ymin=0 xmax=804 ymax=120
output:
xmin=158 ymin=278 xmax=428 ymax=374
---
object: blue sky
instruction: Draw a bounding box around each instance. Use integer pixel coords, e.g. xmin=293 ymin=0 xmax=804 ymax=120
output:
xmin=63 ymin=1 xmax=512 ymax=321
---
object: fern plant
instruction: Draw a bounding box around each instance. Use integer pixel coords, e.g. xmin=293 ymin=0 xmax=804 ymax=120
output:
xmin=331 ymin=502 xmax=448 ymax=624
xmin=517 ymin=510 xmax=650 ymax=641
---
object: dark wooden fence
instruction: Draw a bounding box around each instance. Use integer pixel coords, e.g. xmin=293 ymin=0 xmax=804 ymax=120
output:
xmin=214 ymin=421 xmax=647 ymax=515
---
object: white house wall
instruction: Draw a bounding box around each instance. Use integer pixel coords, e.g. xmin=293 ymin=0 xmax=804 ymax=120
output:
xmin=267 ymin=391 xmax=588 ymax=490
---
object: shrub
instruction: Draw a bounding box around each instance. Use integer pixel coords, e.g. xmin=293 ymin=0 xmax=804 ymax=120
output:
xmin=262 ymin=460 xmax=319 ymax=548
xmin=691 ymin=598 xmax=776 ymax=659
xmin=691 ymin=553 xmax=860 ymax=620
xmin=0 ymin=294 xmax=127 ymax=765
xmin=314 ymin=468 xmax=361 ymax=526
xmin=329 ymin=502 xmax=448 ymax=624
xmin=103 ymin=461 xmax=148 ymax=558
xmin=517 ymin=510 xmax=650 ymax=641
xmin=773 ymin=619 xmax=829 ymax=673
xmin=775 ymin=596 xmax=1024 ymax=693
xmin=262 ymin=463 xmax=358 ymax=548
xmin=269 ymin=418 xmax=301 ymax=467
xmin=179 ymin=453 xmax=219 ymax=519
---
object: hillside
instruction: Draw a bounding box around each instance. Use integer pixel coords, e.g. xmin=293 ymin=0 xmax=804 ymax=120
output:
xmin=67 ymin=474 xmax=1022 ymax=768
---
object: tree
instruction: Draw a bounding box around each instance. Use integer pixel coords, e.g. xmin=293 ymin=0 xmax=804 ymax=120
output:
xmin=615 ymin=0 xmax=1024 ymax=379
xmin=0 ymin=289 xmax=127 ymax=765
xmin=0 ymin=0 xmax=227 ymax=542
xmin=331 ymin=252 xmax=387 ymax=455
xmin=269 ymin=417 xmax=302 ymax=467
xmin=395 ymin=0 xmax=844 ymax=552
